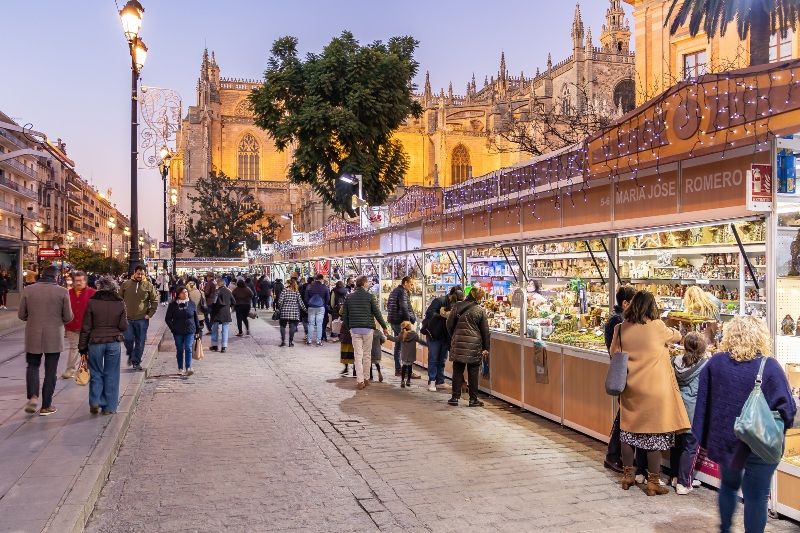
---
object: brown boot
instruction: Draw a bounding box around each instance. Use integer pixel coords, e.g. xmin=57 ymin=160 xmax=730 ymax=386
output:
xmin=621 ymin=466 xmax=636 ymax=490
xmin=645 ymin=472 xmax=669 ymax=496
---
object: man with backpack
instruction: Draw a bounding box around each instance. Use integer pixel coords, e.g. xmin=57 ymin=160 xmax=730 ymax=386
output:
xmin=304 ymin=274 xmax=329 ymax=346
xmin=387 ymin=276 xmax=419 ymax=377
xmin=422 ymin=286 xmax=464 ymax=392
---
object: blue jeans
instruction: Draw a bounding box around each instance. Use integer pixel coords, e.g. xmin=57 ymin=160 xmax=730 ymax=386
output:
xmin=173 ymin=333 xmax=193 ymax=370
xmin=307 ymin=307 xmax=325 ymax=343
xmin=427 ymin=338 xmax=448 ymax=385
xmin=211 ymin=322 xmax=229 ymax=348
xmin=719 ymin=454 xmax=778 ymax=533
xmin=391 ymin=323 xmax=402 ymax=372
xmin=88 ymin=342 xmax=121 ymax=412
xmin=123 ymin=319 xmax=149 ymax=366
xmin=669 ymin=431 xmax=700 ymax=487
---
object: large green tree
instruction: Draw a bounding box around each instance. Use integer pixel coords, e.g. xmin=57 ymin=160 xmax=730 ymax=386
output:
xmin=249 ymin=31 xmax=423 ymax=211
xmin=66 ymin=246 xmax=126 ymax=275
xmin=181 ymin=172 xmax=281 ymax=257
xmin=667 ymin=0 xmax=800 ymax=66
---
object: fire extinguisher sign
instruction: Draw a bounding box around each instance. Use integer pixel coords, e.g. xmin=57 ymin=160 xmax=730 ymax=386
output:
xmin=747 ymin=164 xmax=773 ymax=212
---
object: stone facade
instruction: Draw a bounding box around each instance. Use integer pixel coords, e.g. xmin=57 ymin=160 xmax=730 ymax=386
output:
xmin=175 ymin=0 xmax=634 ymax=235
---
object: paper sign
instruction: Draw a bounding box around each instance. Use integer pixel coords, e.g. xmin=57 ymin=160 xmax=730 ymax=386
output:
xmin=747 ymin=164 xmax=773 ymax=211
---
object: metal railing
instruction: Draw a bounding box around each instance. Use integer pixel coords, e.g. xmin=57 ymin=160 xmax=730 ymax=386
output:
xmin=0 ymin=174 xmax=37 ymax=200
xmin=0 ymin=128 xmax=26 ymax=150
xmin=0 ymin=199 xmax=28 ymax=216
xmin=0 ymin=156 xmax=39 ymax=180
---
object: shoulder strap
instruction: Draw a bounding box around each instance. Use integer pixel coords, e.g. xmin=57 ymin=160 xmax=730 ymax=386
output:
xmin=756 ymin=356 xmax=768 ymax=385
xmin=616 ymin=323 xmax=623 ymax=351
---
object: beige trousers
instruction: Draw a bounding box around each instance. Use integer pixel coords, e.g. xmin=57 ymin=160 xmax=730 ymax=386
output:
xmin=64 ymin=330 xmax=81 ymax=377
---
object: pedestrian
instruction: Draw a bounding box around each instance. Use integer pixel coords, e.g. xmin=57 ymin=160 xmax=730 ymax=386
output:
xmin=87 ymin=272 xmax=97 ymax=289
xmin=245 ymin=276 xmax=258 ymax=309
xmin=446 ymin=286 xmax=489 ymax=408
xmin=276 ymin=278 xmax=306 ymax=347
xmin=18 ymin=265 xmax=73 ymax=416
xmin=609 ymin=290 xmax=689 ymax=496
xmin=202 ymin=272 xmax=216 ymax=333
xmin=422 ymin=287 xmax=457 ymax=392
xmin=120 ymin=265 xmax=159 ymax=371
xmin=186 ymin=280 xmax=207 ymax=337
xmin=693 ymin=316 xmax=796 ymax=532
xmin=62 ymin=270 xmax=96 ymax=379
xmin=669 ymin=332 xmax=708 ymax=494
xmin=165 ymin=286 xmax=201 ymax=376
xmin=155 ymin=270 xmax=170 ymax=306
xmin=345 ymin=276 xmax=355 ymax=292
xmin=369 ymin=327 xmax=386 ymax=382
xmin=603 ymin=285 xmax=638 ymax=473
xmin=298 ymin=276 xmax=312 ymax=341
xmin=210 ymin=278 xmax=234 ymax=353
xmin=232 ymin=279 xmax=253 ymax=337
xmin=272 ymin=279 xmax=284 ymax=310
xmin=257 ymin=275 xmax=272 ymax=310
xmin=342 ymin=275 xmax=389 ymax=390
xmin=387 ymin=276 xmax=418 ymax=378
xmin=304 ymin=274 xmax=329 ymax=346
xmin=388 ymin=320 xmax=427 ymax=388
xmin=0 ymin=270 xmax=9 ymax=309
xmin=329 ymin=280 xmax=348 ymax=339
xmin=78 ymin=275 xmax=127 ymax=415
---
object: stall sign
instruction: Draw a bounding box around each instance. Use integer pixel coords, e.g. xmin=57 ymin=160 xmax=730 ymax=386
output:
xmin=158 ymin=242 xmax=172 ymax=260
xmin=38 ymin=248 xmax=63 ymax=258
xmin=366 ymin=206 xmax=388 ymax=229
xmin=695 ymin=447 xmax=720 ymax=480
xmin=430 ymin=262 xmax=451 ymax=275
xmin=314 ymin=260 xmax=330 ymax=276
xmin=747 ymin=164 xmax=773 ymax=212
xmin=292 ymin=232 xmax=309 ymax=246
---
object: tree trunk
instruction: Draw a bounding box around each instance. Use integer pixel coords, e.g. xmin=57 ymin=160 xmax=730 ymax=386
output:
xmin=749 ymin=7 xmax=771 ymax=66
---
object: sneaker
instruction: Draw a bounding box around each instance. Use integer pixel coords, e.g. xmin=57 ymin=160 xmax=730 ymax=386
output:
xmin=246 ymin=329 xmax=250 ymax=336
xmin=210 ymin=346 xmax=218 ymax=351
xmin=427 ymin=382 xmax=437 ymax=392
xmin=447 ymin=397 xmax=459 ymax=406
xmin=101 ymin=410 xmax=116 ymax=415
xmin=692 ymin=479 xmax=702 ymax=488
xmin=90 ymin=405 xmax=100 ymax=415
xmin=177 ymin=369 xmax=185 ymax=376
xmin=675 ymin=483 xmax=693 ymax=495
xmin=61 ymin=370 xmax=75 ymax=380
xmin=220 ymin=347 xmax=227 ymax=353
xmin=236 ymin=332 xmax=243 ymax=337
xmin=38 ymin=406 xmax=57 ymax=416
xmin=468 ymin=399 xmax=484 ymax=407
xmin=316 ymin=341 xmax=322 ymax=347
xmin=186 ymin=368 xmax=194 ymax=376
xmin=405 ymin=379 xmax=411 ymax=387
xmin=133 ymin=364 xmax=143 ymax=371
xmin=636 ymin=474 xmax=665 ymax=486
xmin=24 ymin=397 xmax=38 ymax=413
xmin=279 ymin=342 xmax=286 ymax=347
xmin=340 ymin=366 xmax=349 ymax=375
xmin=288 ymin=343 xmax=294 ymax=347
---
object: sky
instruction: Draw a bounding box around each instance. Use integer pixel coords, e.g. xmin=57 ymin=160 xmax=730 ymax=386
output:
xmin=0 ymin=0 xmax=633 ymax=238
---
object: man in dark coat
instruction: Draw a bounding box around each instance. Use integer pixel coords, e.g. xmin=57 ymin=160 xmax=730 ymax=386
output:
xmin=386 ymin=276 xmax=417 ymax=377
xmin=446 ymin=286 xmax=490 ymax=407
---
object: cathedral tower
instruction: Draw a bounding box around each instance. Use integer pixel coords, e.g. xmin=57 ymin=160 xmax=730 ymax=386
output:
xmin=600 ymin=0 xmax=631 ymax=54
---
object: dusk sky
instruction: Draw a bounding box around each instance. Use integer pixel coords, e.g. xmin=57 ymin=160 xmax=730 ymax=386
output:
xmin=0 ymin=0 xmax=633 ymax=238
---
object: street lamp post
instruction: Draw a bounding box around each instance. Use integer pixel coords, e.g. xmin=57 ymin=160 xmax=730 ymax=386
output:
xmin=159 ymin=145 xmax=172 ymax=272
xmin=120 ymin=0 xmax=147 ymax=273
xmin=170 ymin=187 xmax=178 ymax=277
xmin=107 ymin=216 xmax=116 ymax=259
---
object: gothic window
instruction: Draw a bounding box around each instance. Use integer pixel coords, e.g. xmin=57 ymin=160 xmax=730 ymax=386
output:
xmin=451 ymin=144 xmax=471 ymax=185
xmin=238 ymin=133 xmax=260 ymax=180
xmin=613 ymin=79 xmax=636 ymax=114
xmin=561 ymin=86 xmax=571 ymax=115
xmin=235 ymin=99 xmax=254 ymax=117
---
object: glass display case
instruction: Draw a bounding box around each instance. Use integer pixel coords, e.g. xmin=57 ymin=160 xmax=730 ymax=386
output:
xmin=424 ymin=250 xmax=463 ymax=308
xmin=524 ymin=239 xmax=611 ymax=351
xmin=618 ymin=221 xmax=767 ymax=321
xmin=467 ymin=246 xmax=522 ymax=335
xmin=380 ymin=254 xmax=424 ymax=319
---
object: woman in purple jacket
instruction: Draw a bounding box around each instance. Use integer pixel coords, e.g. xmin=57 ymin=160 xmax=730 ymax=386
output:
xmin=693 ymin=316 xmax=796 ymax=533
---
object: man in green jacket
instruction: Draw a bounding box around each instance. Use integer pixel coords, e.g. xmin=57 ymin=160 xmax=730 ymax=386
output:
xmin=343 ymin=275 xmax=389 ymax=390
xmin=120 ymin=265 xmax=159 ymax=370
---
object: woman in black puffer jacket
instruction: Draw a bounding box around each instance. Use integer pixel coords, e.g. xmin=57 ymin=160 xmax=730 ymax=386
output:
xmin=446 ymin=286 xmax=490 ymax=407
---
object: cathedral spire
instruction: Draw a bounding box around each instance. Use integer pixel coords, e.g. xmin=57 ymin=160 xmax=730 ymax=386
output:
xmin=448 ymin=81 xmax=453 ymax=102
xmin=585 ymin=27 xmax=593 ymax=51
xmin=423 ymin=71 xmax=432 ymax=105
xmin=547 ymin=53 xmax=553 ymax=71
xmin=471 ymin=73 xmax=476 ymax=91
xmin=572 ymin=3 xmax=584 ymax=48
xmin=600 ymin=0 xmax=631 ymax=53
xmin=499 ymin=51 xmax=507 ymax=83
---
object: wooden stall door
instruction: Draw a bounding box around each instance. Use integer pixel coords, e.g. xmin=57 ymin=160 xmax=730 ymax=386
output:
xmin=523 ymin=345 xmax=562 ymax=421
xmin=562 ymin=354 xmax=615 ymax=441
xmin=488 ymin=337 xmax=523 ymax=404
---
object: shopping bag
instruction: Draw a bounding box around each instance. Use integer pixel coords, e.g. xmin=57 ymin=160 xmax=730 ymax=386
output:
xmin=192 ymin=337 xmax=205 ymax=361
xmin=248 ymin=309 xmax=258 ymax=319
xmin=533 ymin=342 xmax=549 ymax=384
xmin=75 ymin=355 xmax=90 ymax=386
xmin=734 ymin=357 xmax=785 ymax=464
xmin=331 ymin=318 xmax=343 ymax=335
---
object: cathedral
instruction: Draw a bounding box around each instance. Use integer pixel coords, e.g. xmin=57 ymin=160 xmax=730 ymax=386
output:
xmin=174 ymin=0 xmax=635 ymax=238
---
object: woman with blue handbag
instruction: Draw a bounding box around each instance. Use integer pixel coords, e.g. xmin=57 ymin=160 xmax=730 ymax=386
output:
xmin=693 ymin=316 xmax=796 ymax=533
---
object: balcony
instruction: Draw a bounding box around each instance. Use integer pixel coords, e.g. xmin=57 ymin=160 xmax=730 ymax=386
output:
xmin=0 ymin=156 xmax=39 ymax=180
xmin=68 ymin=206 xmax=82 ymax=218
xmin=0 ymin=174 xmax=37 ymax=200
xmin=67 ymin=221 xmax=81 ymax=234
xmin=0 ymin=128 xmax=26 ymax=150
xmin=0 ymin=199 xmax=28 ymax=217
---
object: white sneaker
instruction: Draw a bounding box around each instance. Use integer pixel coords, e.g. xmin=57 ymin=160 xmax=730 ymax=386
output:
xmin=636 ymin=474 xmax=666 ymax=486
xmin=177 ymin=369 xmax=185 ymax=376
xmin=185 ymin=368 xmax=194 ymax=376
xmin=676 ymin=483 xmax=693 ymax=495
xmin=427 ymin=382 xmax=437 ymax=392
xmin=692 ymin=479 xmax=702 ymax=488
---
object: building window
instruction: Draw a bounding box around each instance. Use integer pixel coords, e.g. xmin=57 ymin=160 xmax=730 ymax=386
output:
xmin=770 ymin=29 xmax=794 ymax=62
xmin=451 ymin=144 xmax=471 ymax=185
xmin=237 ymin=133 xmax=260 ymax=180
xmin=561 ymin=85 xmax=571 ymax=115
xmin=683 ymin=50 xmax=707 ymax=79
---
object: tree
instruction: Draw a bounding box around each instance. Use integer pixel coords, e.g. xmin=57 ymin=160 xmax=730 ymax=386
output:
xmin=181 ymin=172 xmax=281 ymax=257
xmin=249 ymin=32 xmax=423 ymax=211
xmin=66 ymin=246 xmax=126 ymax=275
xmin=491 ymin=82 xmax=617 ymax=158
xmin=666 ymin=0 xmax=800 ymax=66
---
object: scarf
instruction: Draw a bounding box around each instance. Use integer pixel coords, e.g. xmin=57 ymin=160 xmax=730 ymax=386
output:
xmin=176 ymin=298 xmax=190 ymax=305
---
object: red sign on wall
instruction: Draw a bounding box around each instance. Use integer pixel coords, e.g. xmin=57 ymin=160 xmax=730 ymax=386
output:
xmin=38 ymin=248 xmax=63 ymax=258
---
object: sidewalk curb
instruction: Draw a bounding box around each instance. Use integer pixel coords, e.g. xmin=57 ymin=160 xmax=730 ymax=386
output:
xmin=43 ymin=322 xmax=167 ymax=533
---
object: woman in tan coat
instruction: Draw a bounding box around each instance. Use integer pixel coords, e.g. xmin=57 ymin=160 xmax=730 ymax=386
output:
xmin=610 ymin=290 xmax=689 ymax=496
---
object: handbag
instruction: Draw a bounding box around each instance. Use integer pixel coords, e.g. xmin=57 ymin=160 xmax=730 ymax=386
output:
xmin=605 ymin=324 xmax=628 ymax=396
xmin=248 ymin=308 xmax=258 ymax=319
xmin=271 ymin=310 xmax=280 ymax=321
xmin=192 ymin=336 xmax=205 ymax=361
xmin=734 ymin=357 xmax=786 ymax=464
xmin=75 ymin=355 xmax=90 ymax=386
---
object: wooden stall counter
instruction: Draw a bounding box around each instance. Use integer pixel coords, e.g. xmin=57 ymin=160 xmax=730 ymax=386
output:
xmin=488 ymin=331 xmax=524 ymax=405
xmin=558 ymin=344 xmax=615 ymax=443
xmin=522 ymin=339 xmax=563 ymax=424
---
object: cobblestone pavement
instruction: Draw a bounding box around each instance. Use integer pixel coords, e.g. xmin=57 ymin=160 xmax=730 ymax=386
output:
xmin=87 ymin=316 xmax=799 ymax=533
